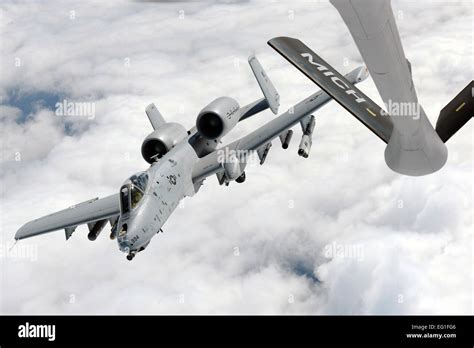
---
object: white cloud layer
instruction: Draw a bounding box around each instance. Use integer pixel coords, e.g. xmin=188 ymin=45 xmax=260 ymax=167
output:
xmin=0 ymin=0 xmax=472 ymax=314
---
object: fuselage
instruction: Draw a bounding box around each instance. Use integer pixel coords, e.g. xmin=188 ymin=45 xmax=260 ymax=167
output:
xmin=116 ymin=140 xmax=198 ymax=255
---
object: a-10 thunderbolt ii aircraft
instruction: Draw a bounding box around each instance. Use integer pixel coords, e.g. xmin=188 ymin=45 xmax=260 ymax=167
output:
xmin=14 ymin=55 xmax=370 ymax=260
xmin=15 ymin=1 xmax=472 ymax=260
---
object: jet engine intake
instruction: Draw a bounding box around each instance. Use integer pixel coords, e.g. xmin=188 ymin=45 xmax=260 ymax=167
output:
xmin=141 ymin=123 xmax=188 ymax=163
xmin=196 ymin=97 xmax=240 ymax=140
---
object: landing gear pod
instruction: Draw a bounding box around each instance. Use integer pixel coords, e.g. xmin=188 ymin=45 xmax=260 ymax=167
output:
xmin=109 ymin=217 xmax=119 ymax=240
xmin=87 ymin=219 xmax=108 ymax=241
xmin=235 ymin=171 xmax=246 ymax=183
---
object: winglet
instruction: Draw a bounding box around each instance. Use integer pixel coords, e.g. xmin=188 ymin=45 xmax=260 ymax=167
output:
xmin=248 ymin=55 xmax=280 ymax=114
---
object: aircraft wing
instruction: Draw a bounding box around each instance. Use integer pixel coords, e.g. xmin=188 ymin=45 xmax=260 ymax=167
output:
xmin=435 ymin=80 xmax=474 ymax=143
xmin=268 ymin=36 xmax=393 ymax=143
xmin=192 ymin=63 xmax=369 ymax=184
xmin=15 ymin=194 xmax=120 ymax=241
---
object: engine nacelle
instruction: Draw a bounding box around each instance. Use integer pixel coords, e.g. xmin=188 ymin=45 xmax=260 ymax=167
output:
xmin=196 ymin=97 xmax=240 ymax=140
xmin=141 ymin=123 xmax=188 ymax=163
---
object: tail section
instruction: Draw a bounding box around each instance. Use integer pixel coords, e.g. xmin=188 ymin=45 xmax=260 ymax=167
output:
xmin=238 ymin=56 xmax=280 ymax=121
xmin=436 ymin=81 xmax=473 ymax=142
xmin=145 ymin=103 xmax=166 ymax=130
xmin=248 ymin=55 xmax=280 ymax=114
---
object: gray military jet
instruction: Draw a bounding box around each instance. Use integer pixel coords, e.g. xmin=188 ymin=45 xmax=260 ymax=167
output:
xmin=15 ymin=1 xmax=472 ymax=261
xmin=14 ymin=52 xmax=369 ymax=260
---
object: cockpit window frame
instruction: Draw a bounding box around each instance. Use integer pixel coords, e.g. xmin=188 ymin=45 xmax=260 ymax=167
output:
xmin=120 ymin=184 xmax=131 ymax=214
xmin=129 ymin=172 xmax=149 ymax=193
xmin=120 ymin=172 xmax=149 ymax=214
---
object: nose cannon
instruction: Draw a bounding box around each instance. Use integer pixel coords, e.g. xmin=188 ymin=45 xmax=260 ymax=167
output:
xmin=117 ymin=221 xmax=152 ymax=261
xmin=116 ymin=223 xmax=135 ymax=260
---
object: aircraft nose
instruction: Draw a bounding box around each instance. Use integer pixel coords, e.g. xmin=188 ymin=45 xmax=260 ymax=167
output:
xmin=117 ymin=223 xmax=131 ymax=253
xmin=118 ymin=239 xmax=131 ymax=253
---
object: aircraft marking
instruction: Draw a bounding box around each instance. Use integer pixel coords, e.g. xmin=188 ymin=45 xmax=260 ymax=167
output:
xmin=366 ymin=108 xmax=377 ymax=117
xmin=455 ymin=102 xmax=466 ymax=112
xmin=300 ymin=53 xmax=366 ymax=104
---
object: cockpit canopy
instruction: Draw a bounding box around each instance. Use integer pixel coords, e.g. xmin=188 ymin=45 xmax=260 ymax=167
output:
xmin=120 ymin=172 xmax=149 ymax=213
xmin=129 ymin=172 xmax=149 ymax=192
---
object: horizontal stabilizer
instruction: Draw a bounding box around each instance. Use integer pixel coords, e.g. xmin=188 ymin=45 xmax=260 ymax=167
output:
xmin=435 ymin=80 xmax=473 ymax=142
xmin=249 ymin=55 xmax=280 ymax=114
xmin=268 ymin=36 xmax=393 ymax=143
xmin=238 ymin=98 xmax=269 ymax=121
